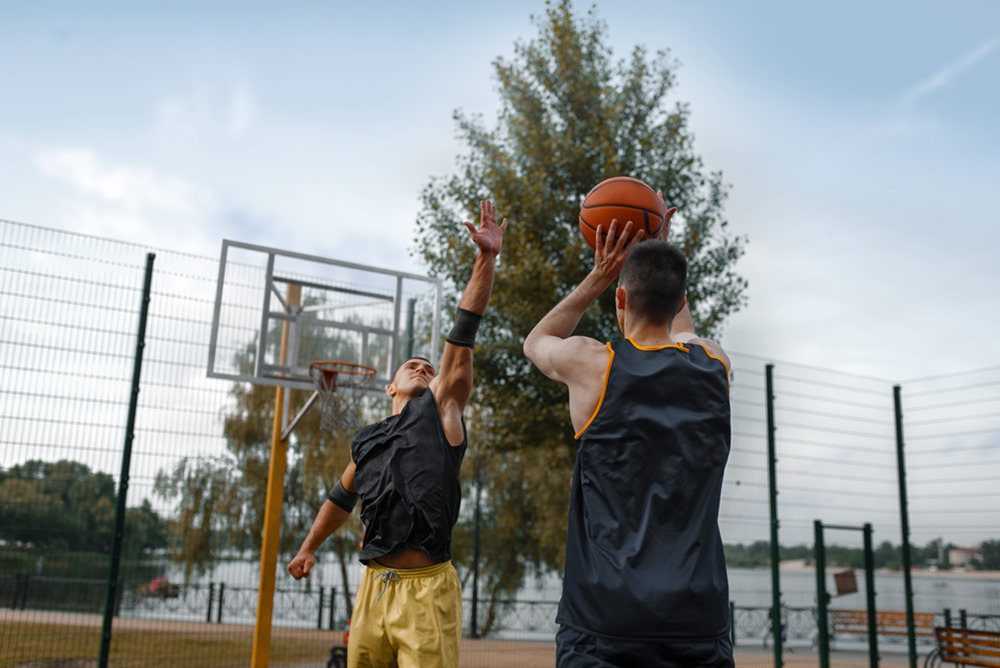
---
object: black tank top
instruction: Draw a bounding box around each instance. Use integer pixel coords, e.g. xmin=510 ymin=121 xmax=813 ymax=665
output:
xmin=351 ymin=389 xmax=467 ymax=564
xmin=557 ymin=338 xmax=732 ymax=640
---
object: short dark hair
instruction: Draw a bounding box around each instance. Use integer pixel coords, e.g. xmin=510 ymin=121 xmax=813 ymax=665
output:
xmin=391 ymin=356 xmax=434 ymax=382
xmin=619 ymin=240 xmax=687 ymax=324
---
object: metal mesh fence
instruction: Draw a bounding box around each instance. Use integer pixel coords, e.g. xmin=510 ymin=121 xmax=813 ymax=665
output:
xmin=2 ymin=217 xmax=997 ymax=668
xmin=900 ymin=368 xmax=1000 ymax=630
xmin=767 ymin=363 xmax=902 ymax=668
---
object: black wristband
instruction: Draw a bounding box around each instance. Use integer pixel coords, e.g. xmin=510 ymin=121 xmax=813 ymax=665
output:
xmin=327 ymin=480 xmax=358 ymax=512
xmin=446 ymin=307 xmax=482 ymax=348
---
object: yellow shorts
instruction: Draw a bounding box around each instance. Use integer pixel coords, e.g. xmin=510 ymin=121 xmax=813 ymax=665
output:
xmin=347 ymin=560 xmax=462 ymax=668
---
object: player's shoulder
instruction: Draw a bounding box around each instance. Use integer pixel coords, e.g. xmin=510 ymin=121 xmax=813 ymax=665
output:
xmin=545 ymin=335 xmax=610 ymax=382
xmin=564 ymin=334 xmax=609 ymax=351
xmin=553 ymin=335 xmax=609 ymax=362
xmin=676 ymin=334 xmax=731 ymax=370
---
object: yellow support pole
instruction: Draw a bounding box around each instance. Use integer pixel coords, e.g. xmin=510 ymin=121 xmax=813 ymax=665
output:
xmin=251 ymin=284 xmax=300 ymax=668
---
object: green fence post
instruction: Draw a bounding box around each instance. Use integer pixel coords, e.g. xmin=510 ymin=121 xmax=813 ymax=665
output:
xmin=815 ymin=521 xmax=830 ymax=668
xmin=863 ymin=523 xmax=879 ymax=668
xmin=207 ymin=583 xmax=214 ymax=623
xmin=99 ymin=253 xmax=155 ymax=668
xmin=217 ymin=582 xmax=225 ymax=623
xmin=766 ymin=364 xmax=783 ymax=668
xmin=894 ymin=385 xmax=918 ymax=668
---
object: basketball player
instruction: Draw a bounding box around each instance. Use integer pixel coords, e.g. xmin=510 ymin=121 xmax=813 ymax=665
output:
xmin=287 ymin=200 xmax=507 ymax=668
xmin=523 ymin=215 xmax=734 ymax=667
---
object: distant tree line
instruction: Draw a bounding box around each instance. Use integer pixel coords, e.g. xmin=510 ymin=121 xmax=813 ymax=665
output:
xmin=0 ymin=459 xmax=167 ymax=555
xmin=725 ymin=539 xmax=1000 ymax=571
xmin=4 ymin=458 xmax=998 ymax=589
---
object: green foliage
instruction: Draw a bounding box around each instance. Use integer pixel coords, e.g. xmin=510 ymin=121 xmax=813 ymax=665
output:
xmin=976 ymin=540 xmax=1000 ymax=570
xmin=874 ymin=541 xmax=901 ymax=570
xmin=722 ymin=539 xmax=994 ymax=572
xmin=0 ymin=548 xmax=112 ymax=580
xmin=153 ymin=377 xmax=365 ymax=583
xmin=0 ymin=459 xmax=165 ymax=554
xmin=413 ymin=0 xmax=747 ymax=630
xmin=124 ymin=499 xmax=170 ymax=555
xmin=154 ymin=456 xmax=245 ymax=582
xmin=724 ymin=541 xmax=774 ymax=568
xmin=0 ymin=460 xmax=114 ymax=551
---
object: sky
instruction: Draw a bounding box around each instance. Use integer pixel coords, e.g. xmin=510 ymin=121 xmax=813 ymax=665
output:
xmin=1 ymin=0 xmax=998 ymax=381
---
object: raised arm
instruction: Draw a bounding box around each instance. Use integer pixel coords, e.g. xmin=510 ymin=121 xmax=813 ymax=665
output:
xmin=654 ymin=191 xmax=729 ymax=367
xmin=430 ymin=200 xmax=507 ymax=442
xmin=523 ymin=220 xmax=640 ymax=384
xmin=669 ymin=300 xmax=731 ymax=369
xmin=456 ymin=200 xmax=506 ymax=314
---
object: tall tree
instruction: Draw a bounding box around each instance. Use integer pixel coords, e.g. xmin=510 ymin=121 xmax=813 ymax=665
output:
xmin=414 ymin=0 xmax=747 ymax=631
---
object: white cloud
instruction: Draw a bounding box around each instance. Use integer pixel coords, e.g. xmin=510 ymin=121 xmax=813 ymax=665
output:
xmin=32 ymin=147 xmax=223 ymax=252
xmin=34 ymin=147 xmax=217 ymax=215
xmin=899 ymin=37 xmax=1000 ymax=108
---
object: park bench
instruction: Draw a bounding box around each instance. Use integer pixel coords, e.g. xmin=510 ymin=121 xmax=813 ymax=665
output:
xmin=925 ymin=627 xmax=1000 ymax=668
xmin=830 ymin=609 xmax=936 ymax=642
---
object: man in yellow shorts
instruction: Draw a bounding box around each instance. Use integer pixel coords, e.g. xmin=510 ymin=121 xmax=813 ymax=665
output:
xmin=287 ymin=200 xmax=507 ymax=668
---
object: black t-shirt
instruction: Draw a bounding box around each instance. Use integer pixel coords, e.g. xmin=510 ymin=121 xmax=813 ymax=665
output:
xmin=351 ymin=389 xmax=467 ymax=564
xmin=557 ymin=338 xmax=732 ymax=640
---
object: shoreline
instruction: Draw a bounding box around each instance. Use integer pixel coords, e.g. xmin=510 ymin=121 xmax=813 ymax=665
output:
xmin=775 ymin=559 xmax=1000 ymax=578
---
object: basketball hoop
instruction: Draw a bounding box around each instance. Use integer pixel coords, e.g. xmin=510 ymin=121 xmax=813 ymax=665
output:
xmin=309 ymin=361 xmax=377 ymax=432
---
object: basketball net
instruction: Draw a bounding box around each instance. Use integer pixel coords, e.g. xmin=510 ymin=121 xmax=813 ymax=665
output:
xmin=309 ymin=361 xmax=377 ymax=433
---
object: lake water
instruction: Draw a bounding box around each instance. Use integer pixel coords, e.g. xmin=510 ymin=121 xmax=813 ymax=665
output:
xmin=163 ymin=558 xmax=1000 ymax=620
xmin=119 ymin=559 xmax=1000 ymax=647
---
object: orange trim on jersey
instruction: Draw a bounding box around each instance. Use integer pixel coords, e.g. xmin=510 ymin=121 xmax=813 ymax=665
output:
xmin=574 ymin=343 xmax=615 ymax=440
xmin=701 ymin=347 xmax=732 ymax=391
xmin=626 ymin=337 xmax=731 ymax=390
xmin=625 ymin=337 xmax=688 ymax=353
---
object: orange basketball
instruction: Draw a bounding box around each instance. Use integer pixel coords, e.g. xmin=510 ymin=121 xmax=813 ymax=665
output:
xmin=579 ymin=176 xmax=664 ymax=251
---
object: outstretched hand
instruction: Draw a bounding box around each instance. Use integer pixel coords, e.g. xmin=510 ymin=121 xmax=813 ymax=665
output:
xmin=593 ymin=219 xmax=643 ymax=283
xmin=656 ymin=190 xmax=678 ymax=241
xmin=463 ymin=200 xmax=508 ymax=256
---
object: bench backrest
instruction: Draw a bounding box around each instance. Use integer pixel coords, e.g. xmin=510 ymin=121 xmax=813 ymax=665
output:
xmin=935 ymin=627 xmax=1000 ymax=668
xmin=831 ymin=609 xmax=935 ymax=635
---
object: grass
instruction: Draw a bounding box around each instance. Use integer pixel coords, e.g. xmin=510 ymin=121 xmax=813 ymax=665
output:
xmin=0 ymin=622 xmax=336 ymax=667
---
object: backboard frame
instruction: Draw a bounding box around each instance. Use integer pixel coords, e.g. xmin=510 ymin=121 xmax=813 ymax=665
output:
xmin=206 ymin=239 xmax=443 ymax=396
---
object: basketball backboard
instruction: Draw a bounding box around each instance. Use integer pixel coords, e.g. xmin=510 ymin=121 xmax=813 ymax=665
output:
xmin=207 ymin=239 xmax=442 ymax=396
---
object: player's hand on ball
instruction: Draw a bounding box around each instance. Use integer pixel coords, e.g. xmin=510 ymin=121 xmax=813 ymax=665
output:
xmin=594 ymin=219 xmax=643 ymax=280
xmin=655 ymin=190 xmax=677 ymax=241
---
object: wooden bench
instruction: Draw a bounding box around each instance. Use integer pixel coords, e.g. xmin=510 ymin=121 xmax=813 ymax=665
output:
xmin=830 ymin=609 xmax=936 ymax=641
xmin=925 ymin=627 xmax=1000 ymax=668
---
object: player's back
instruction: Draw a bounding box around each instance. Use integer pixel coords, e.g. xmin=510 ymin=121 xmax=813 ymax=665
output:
xmin=557 ymin=338 xmax=732 ymax=640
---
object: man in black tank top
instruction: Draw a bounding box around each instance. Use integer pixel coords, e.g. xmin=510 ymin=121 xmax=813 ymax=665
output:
xmin=524 ymin=207 xmax=735 ymax=667
xmin=287 ymin=201 xmax=507 ymax=668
